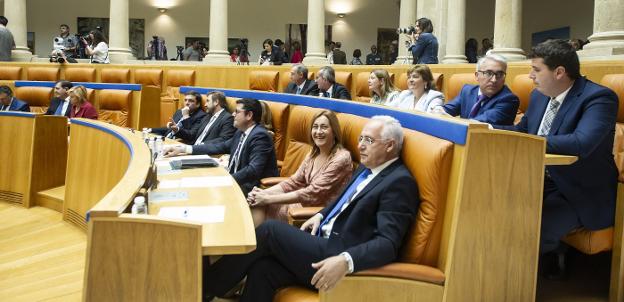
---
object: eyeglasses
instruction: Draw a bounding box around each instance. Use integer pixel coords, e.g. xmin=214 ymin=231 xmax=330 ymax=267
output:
xmin=358 ymin=135 xmax=388 ymax=145
xmin=234 ymin=109 xmax=247 ymax=115
xmin=478 ymin=70 xmax=506 ymax=80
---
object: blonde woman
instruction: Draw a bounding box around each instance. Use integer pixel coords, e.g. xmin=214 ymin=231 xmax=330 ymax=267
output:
xmin=68 ymin=85 xmax=97 ymax=119
xmin=387 ymin=65 xmax=445 ymax=112
xmin=368 ymin=69 xmax=400 ymax=105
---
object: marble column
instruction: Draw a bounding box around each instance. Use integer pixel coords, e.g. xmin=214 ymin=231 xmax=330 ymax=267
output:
xmin=394 ymin=0 xmax=417 ymax=65
xmin=488 ymin=0 xmax=526 ymax=61
xmin=442 ymin=0 xmax=468 ymax=63
xmin=108 ymin=0 xmax=136 ymax=63
xmin=4 ymin=0 xmax=32 ymax=61
xmin=204 ymin=0 xmax=231 ymax=64
xmin=578 ymin=0 xmax=624 ymax=59
xmin=302 ymin=0 xmax=328 ymax=65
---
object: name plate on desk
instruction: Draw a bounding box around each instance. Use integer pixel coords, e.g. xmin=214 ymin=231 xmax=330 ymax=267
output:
xmin=170 ymin=157 xmax=219 ymax=169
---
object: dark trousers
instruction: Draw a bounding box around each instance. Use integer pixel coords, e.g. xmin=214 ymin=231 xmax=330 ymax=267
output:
xmin=204 ymin=220 xmax=328 ymax=302
xmin=540 ymin=176 xmax=582 ymax=253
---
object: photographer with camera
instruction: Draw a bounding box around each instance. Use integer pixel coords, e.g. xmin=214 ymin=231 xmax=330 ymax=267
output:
xmin=403 ymin=18 xmax=438 ymax=64
xmin=50 ymin=49 xmax=77 ymax=63
xmin=52 ymin=24 xmax=77 ymax=58
xmin=82 ymin=30 xmax=109 ymax=64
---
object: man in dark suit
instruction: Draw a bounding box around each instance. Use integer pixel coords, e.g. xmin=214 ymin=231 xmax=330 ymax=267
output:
xmin=0 ymin=85 xmax=29 ymax=112
xmin=168 ymin=98 xmax=277 ymax=195
xmin=163 ymin=91 xmax=236 ymax=155
xmin=497 ymin=39 xmax=618 ymax=254
xmin=314 ymin=66 xmax=351 ymax=100
xmin=204 ymin=116 xmax=419 ymax=302
xmin=332 ymin=42 xmax=347 ymax=64
xmin=45 ymin=80 xmax=72 ymax=117
xmin=283 ymin=64 xmax=318 ymax=95
xmin=435 ymin=54 xmax=519 ymax=125
xmin=150 ymin=91 xmax=206 ymax=143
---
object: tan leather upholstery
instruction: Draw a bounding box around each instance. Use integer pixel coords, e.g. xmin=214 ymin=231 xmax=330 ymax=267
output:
xmin=356 ymin=263 xmax=445 ymax=284
xmin=135 ymin=69 xmax=163 ymax=87
xmin=447 ymin=73 xmax=477 ymax=100
xmin=280 ymin=140 xmax=312 ymax=177
xmin=265 ymin=101 xmax=290 ymax=160
xmin=250 ymin=70 xmax=279 ymax=91
xmin=562 ymin=74 xmax=624 ymax=255
xmin=101 ymin=68 xmax=130 ymax=83
xmin=335 ymin=71 xmax=352 ymax=92
xmin=274 ymin=287 xmax=319 ymax=302
xmin=395 ymin=72 xmax=444 ymax=93
xmin=510 ymin=74 xmax=535 ymax=123
xmin=27 ymin=67 xmax=60 ymax=81
xmin=166 ymin=69 xmax=196 ymax=88
xmin=0 ymin=66 xmax=22 ymax=80
xmin=15 ymin=87 xmax=53 ymax=114
xmin=354 ymin=72 xmax=395 ymax=103
xmin=64 ymin=68 xmax=96 ymax=82
xmin=97 ymin=90 xmax=131 ymax=127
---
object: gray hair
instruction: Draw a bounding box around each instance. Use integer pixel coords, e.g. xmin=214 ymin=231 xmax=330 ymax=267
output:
xmin=371 ymin=115 xmax=404 ymax=154
xmin=293 ymin=63 xmax=308 ymax=79
xmin=476 ymin=53 xmax=508 ymax=71
xmin=318 ymin=66 xmax=336 ymax=84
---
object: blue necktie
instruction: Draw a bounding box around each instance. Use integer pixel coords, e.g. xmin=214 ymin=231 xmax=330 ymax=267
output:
xmin=469 ymin=94 xmax=488 ymax=118
xmin=317 ymin=168 xmax=372 ymax=236
xmin=54 ymin=101 xmax=65 ymax=116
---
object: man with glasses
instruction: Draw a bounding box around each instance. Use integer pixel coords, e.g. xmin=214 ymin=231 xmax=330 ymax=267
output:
xmin=434 ymin=54 xmax=519 ymax=125
xmin=203 ymin=116 xmax=419 ymax=302
xmin=150 ymin=91 xmax=206 ymax=143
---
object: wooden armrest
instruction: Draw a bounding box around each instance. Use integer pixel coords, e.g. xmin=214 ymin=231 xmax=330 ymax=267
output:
xmin=260 ymin=177 xmax=288 ymax=187
xmin=288 ymin=207 xmax=323 ymax=220
xmin=355 ymin=263 xmax=446 ymax=285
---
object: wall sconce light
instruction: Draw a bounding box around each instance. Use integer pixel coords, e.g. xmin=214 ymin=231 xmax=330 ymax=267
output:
xmin=158 ymin=8 xmax=168 ymax=13
xmin=337 ymin=13 xmax=346 ymax=18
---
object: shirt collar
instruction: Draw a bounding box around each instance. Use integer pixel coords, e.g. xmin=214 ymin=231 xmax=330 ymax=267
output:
xmin=552 ymin=84 xmax=573 ymax=105
xmin=297 ymin=80 xmax=306 ymax=90
xmin=326 ymin=85 xmax=334 ymax=96
xmin=243 ymin=123 xmax=256 ymax=137
xmin=369 ymin=157 xmax=399 ymax=177
xmin=212 ymin=108 xmax=224 ymax=119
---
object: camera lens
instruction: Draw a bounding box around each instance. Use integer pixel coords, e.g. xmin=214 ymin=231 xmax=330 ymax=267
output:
xmin=58 ymin=57 xmax=65 ymax=63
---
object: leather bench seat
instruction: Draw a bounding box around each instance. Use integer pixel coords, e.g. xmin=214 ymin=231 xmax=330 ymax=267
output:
xmin=101 ymin=68 xmax=130 ymax=83
xmin=250 ymin=70 xmax=279 ymax=92
xmin=0 ymin=66 xmax=22 ymax=80
xmin=65 ymin=67 xmax=96 ymax=82
xmin=446 ymin=73 xmax=477 ymax=100
xmin=98 ymin=90 xmax=132 ymax=127
xmin=27 ymin=67 xmax=60 ymax=82
xmin=15 ymin=87 xmax=53 ymax=113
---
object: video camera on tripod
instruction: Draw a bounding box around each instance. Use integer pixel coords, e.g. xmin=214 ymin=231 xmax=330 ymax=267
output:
xmin=238 ymin=38 xmax=250 ymax=65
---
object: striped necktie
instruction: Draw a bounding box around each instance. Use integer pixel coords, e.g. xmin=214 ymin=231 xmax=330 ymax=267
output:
xmin=538 ymin=98 xmax=561 ymax=136
xmin=228 ymin=132 xmax=246 ymax=173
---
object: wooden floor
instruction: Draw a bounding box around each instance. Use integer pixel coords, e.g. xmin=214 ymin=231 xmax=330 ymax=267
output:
xmin=0 ymin=203 xmax=86 ymax=302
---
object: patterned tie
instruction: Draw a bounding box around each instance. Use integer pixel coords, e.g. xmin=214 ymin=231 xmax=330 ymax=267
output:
xmin=194 ymin=115 xmax=217 ymax=145
xmin=468 ymin=94 xmax=488 ymax=118
xmin=317 ymin=168 xmax=372 ymax=237
xmin=228 ymin=132 xmax=246 ymax=173
xmin=538 ymin=98 xmax=561 ymax=136
xmin=296 ymin=86 xmax=303 ymax=95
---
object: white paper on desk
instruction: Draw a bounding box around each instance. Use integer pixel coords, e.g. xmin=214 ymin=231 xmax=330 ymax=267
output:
xmin=159 ymin=179 xmax=181 ymax=189
xmin=149 ymin=191 xmax=189 ymax=203
xmin=179 ymin=176 xmax=233 ymax=188
xmin=158 ymin=206 xmax=225 ymax=223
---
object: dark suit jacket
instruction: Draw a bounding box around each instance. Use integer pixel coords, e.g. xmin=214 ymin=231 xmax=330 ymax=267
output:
xmin=151 ymin=108 xmax=206 ymax=143
xmin=177 ymin=109 xmax=235 ymax=145
xmin=332 ymin=49 xmax=347 ymax=64
xmin=497 ymin=77 xmax=618 ymax=230
xmin=45 ymin=97 xmax=71 ymax=117
xmin=5 ymin=98 xmax=30 ymax=112
xmin=409 ymin=32 xmax=439 ymax=64
xmin=193 ymin=124 xmax=278 ymax=195
xmin=319 ymin=160 xmax=419 ymax=271
xmin=315 ymin=83 xmax=351 ymax=100
xmin=284 ymin=80 xmax=318 ymax=95
xmin=443 ymin=84 xmax=519 ymax=125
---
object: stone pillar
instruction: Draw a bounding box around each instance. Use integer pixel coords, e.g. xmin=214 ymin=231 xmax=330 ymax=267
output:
xmin=443 ymin=0 xmax=468 ymax=63
xmin=108 ymin=0 xmax=136 ymax=63
xmin=302 ymin=0 xmax=328 ymax=65
xmin=4 ymin=0 xmax=32 ymax=61
xmin=578 ymin=0 xmax=624 ymax=59
xmin=394 ymin=0 xmax=417 ymax=65
xmin=488 ymin=0 xmax=526 ymax=61
xmin=203 ymin=0 xmax=231 ymax=64
xmin=419 ymin=0 xmax=447 ymax=61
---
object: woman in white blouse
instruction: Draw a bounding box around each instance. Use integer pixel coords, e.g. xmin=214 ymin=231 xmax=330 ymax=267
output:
xmin=387 ymin=65 xmax=445 ymax=112
xmin=83 ymin=30 xmax=109 ymax=64
xmin=368 ymin=69 xmax=400 ymax=105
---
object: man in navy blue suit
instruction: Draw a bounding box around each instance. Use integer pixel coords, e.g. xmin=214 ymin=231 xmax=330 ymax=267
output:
xmin=203 ymin=116 xmax=419 ymax=302
xmin=435 ymin=54 xmax=519 ymax=125
xmin=498 ymin=39 xmax=618 ymax=253
xmin=0 ymin=85 xmax=29 ymax=112
xmin=45 ymin=80 xmax=73 ymax=117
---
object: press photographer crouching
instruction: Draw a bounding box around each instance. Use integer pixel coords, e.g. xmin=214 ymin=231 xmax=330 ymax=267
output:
xmin=82 ymin=30 xmax=109 ymax=64
xmin=49 ymin=49 xmax=77 ymax=63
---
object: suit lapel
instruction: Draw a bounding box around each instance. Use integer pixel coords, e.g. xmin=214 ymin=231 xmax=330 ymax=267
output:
xmin=348 ymin=160 xmax=401 ymax=206
xmin=464 ymin=88 xmax=478 ymax=117
xmin=530 ymin=96 xmax=550 ymax=134
xmin=548 ymin=78 xmax=585 ymax=135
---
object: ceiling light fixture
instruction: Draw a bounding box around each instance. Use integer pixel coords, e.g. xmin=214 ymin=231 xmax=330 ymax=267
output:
xmin=158 ymin=8 xmax=167 ymax=13
xmin=337 ymin=13 xmax=346 ymax=18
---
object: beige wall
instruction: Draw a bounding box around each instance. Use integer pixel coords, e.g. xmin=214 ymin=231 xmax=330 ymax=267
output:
xmin=3 ymin=0 xmax=595 ymax=62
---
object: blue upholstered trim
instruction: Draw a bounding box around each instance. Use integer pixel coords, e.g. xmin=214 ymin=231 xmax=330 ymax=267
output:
xmin=179 ymin=86 xmax=469 ymax=144
xmin=15 ymin=81 xmax=141 ymax=91
xmin=70 ymin=119 xmax=134 ymax=156
xmin=0 ymin=111 xmax=36 ymax=118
